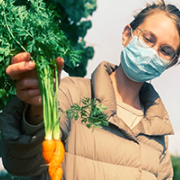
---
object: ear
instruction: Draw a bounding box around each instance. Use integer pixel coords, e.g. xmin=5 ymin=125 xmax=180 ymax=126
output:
xmin=122 ymin=25 xmax=132 ymax=46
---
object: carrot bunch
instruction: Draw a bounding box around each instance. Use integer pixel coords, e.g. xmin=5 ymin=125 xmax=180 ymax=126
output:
xmin=38 ymin=63 xmax=65 ymax=180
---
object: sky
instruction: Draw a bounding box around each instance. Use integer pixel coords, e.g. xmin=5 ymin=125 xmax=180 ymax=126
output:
xmin=82 ymin=0 xmax=180 ymax=155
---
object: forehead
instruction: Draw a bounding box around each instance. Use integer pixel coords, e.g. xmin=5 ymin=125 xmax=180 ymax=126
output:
xmin=138 ymin=12 xmax=180 ymax=50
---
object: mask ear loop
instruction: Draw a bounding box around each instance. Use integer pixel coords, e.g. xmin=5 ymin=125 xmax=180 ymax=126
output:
xmin=167 ymin=55 xmax=180 ymax=68
xmin=175 ymin=56 xmax=180 ymax=66
xmin=130 ymin=28 xmax=133 ymax=37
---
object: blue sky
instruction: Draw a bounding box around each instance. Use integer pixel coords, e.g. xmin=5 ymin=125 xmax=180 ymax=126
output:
xmin=83 ymin=0 xmax=180 ymax=154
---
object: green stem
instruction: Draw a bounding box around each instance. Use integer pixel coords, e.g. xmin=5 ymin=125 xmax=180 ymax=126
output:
xmin=3 ymin=10 xmax=27 ymax=52
xmin=53 ymin=64 xmax=60 ymax=140
xmin=36 ymin=59 xmax=60 ymax=140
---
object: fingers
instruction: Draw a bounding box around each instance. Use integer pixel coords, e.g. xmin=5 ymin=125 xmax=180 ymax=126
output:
xmin=15 ymin=70 xmax=41 ymax=105
xmin=6 ymin=52 xmax=35 ymax=80
xmin=56 ymin=57 xmax=64 ymax=72
xmin=55 ymin=57 xmax=64 ymax=86
xmin=6 ymin=61 xmax=36 ymax=79
xmin=11 ymin=52 xmax=31 ymax=64
xmin=16 ymin=77 xmax=39 ymax=90
xmin=5 ymin=52 xmax=42 ymax=106
xmin=16 ymin=77 xmax=42 ymax=106
xmin=28 ymin=97 xmax=42 ymax=106
xmin=17 ymin=92 xmax=42 ymax=106
xmin=16 ymin=86 xmax=42 ymax=106
xmin=16 ymin=88 xmax=40 ymax=100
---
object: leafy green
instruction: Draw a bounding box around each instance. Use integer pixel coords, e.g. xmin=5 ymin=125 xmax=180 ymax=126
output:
xmin=9 ymin=0 xmax=97 ymax=76
xmin=0 ymin=0 xmax=97 ymax=110
xmin=0 ymin=0 xmax=80 ymax=93
xmin=171 ymin=155 xmax=180 ymax=180
xmin=0 ymin=0 xmax=81 ymax=140
xmin=0 ymin=0 xmax=100 ymax=139
xmin=66 ymin=97 xmax=109 ymax=130
xmin=0 ymin=89 xmax=14 ymax=110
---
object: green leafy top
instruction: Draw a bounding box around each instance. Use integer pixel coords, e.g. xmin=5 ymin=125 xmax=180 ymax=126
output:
xmin=0 ymin=0 xmax=80 ymax=93
xmin=66 ymin=97 xmax=109 ymax=131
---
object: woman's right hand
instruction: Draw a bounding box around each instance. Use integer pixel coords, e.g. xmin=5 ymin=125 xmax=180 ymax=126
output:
xmin=6 ymin=52 xmax=64 ymax=125
xmin=6 ymin=52 xmax=41 ymax=106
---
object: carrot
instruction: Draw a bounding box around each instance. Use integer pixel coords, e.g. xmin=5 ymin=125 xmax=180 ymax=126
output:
xmin=50 ymin=166 xmax=63 ymax=180
xmin=42 ymin=140 xmax=56 ymax=164
xmin=50 ymin=141 xmax=65 ymax=165
xmin=42 ymin=140 xmax=65 ymax=180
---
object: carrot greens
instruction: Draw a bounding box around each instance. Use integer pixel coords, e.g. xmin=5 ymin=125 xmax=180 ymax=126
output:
xmin=0 ymin=0 xmax=80 ymax=141
xmin=66 ymin=97 xmax=109 ymax=130
xmin=0 ymin=0 xmax=80 ymax=91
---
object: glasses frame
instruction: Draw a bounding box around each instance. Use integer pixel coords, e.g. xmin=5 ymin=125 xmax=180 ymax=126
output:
xmin=135 ymin=27 xmax=178 ymax=62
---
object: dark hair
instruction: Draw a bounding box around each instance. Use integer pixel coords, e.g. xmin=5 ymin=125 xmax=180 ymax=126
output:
xmin=130 ymin=0 xmax=180 ymax=57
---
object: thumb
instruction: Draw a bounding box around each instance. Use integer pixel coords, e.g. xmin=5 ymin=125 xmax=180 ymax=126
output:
xmin=56 ymin=57 xmax=64 ymax=85
xmin=56 ymin=57 xmax=64 ymax=72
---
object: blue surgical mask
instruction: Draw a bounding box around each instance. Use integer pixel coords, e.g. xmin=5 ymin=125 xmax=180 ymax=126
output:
xmin=120 ymin=35 xmax=170 ymax=82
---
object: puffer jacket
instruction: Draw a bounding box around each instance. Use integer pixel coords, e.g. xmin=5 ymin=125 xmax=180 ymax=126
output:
xmin=0 ymin=61 xmax=174 ymax=180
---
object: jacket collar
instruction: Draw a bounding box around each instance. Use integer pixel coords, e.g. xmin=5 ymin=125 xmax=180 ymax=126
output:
xmin=91 ymin=61 xmax=174 ymax=137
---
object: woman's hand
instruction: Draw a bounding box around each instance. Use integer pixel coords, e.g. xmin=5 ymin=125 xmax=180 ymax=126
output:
xmin=6 ymin=52 xmax=41 ymax=106
xmin=6 ymin=52 xmax=64 ymax=105
xmin=6 ymin=52 xmax=64 ymax=125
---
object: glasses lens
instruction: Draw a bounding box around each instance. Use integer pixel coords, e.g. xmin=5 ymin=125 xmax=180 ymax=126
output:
xmin=138 ymin=30 xmax=156 ymax=48
xmin=138 ymin=30 xmax=176 ymax=61
xmin=159 ymin=45 xmax=176 ymax=61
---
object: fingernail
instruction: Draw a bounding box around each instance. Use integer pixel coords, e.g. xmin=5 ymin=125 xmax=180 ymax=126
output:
xmin=23 ymin=52 xmax=30 ymax=60
xmin=28 ymin=61 xmax=35 ymax=68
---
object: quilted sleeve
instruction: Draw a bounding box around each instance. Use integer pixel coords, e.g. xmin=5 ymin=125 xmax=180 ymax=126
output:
xmin=0 ymin=96 xmax=47 ymax=177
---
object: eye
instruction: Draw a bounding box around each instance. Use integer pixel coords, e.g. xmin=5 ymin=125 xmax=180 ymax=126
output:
xmin=142 ymin=35 xmax=152 ymax=43
xmin=141 ymin=31 xmax=156 ymax=46
xmin=160 ymin=46 xmax=175 ymax=57
xmin=160 ymin=48 xmax=170 ymax=56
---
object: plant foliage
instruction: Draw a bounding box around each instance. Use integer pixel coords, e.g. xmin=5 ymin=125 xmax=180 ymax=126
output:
xmin=0 ymin=0 xmax=80 ymax=93
xmin=0 ymin=0 xmax=96 ymax=109
xmin=0 ymin=0 xmax=83 ymax=142
xmin=171 ymin=155 xmax=180 ymax=180
xmin=66 ymin=97 xmax=109 ymax=130
xmin=6 ymin=0 xmax=97 ymax=77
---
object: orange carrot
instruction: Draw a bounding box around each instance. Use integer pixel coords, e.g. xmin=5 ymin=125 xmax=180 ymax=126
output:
xmin=51 ymin=167 xmax=63 ymax=180
xmin=49 ymin=166 xmax=63 ymax=180
xmin=50 ymin=141 xmax=65 ymax=165
xmin=42 ymin=140 xmax=56 ymax=164
xmin=42 ymin=140 xmax=65 ymax=180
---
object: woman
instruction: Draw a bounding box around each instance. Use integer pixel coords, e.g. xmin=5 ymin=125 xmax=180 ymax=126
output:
xmin=0 ymin=0 xmax=180 ymax=179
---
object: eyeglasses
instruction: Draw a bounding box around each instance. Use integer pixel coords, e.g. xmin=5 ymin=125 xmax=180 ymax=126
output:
xmin=135 ymin=27 xmax=177 ymax=62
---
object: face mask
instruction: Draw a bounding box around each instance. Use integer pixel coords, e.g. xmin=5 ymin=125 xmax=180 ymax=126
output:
xmin=120 ymin=35 xmax=170 ymax=82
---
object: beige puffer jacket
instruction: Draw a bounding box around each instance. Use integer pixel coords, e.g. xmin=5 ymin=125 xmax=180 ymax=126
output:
xmin=0 ymin=61 xmax=174 ymax=180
